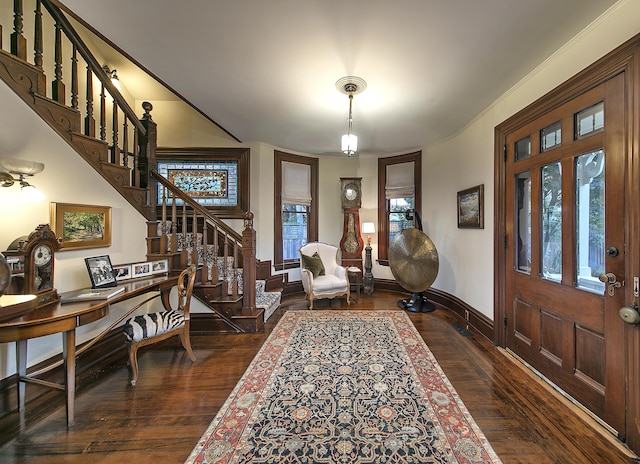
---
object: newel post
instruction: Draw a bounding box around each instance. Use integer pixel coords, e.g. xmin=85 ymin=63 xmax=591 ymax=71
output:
xmin=138 ymin=101 xmax=157 ymax=203
xmin=242 ymin=212 xmax=256 ymax=314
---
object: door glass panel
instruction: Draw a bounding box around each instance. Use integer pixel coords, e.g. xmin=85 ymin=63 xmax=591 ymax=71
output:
xmin=515 ymin=136 xmax=531 ymax=161
xmin=541 ymin=121 xmax=562 ymax=152
xmin=575 ymin=102 xmax=604 ymax=139
xmin=576 ymin=150 xmax=605 ymax=293
xmin=541 ymin=162 xmax=562 ymax=282
xmin=516 ymin=171 xmax=531 ymax=273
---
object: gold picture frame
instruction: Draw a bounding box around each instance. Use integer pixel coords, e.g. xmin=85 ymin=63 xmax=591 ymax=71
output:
xmin=457 ymin=184 xmax=484 ymax=229
xmin=50 ymin=203 xmax=112 ymax=250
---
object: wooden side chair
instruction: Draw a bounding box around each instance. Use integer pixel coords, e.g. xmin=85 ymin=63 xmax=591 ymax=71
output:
xmin=123 ymin=265 xmax=197 ymax=386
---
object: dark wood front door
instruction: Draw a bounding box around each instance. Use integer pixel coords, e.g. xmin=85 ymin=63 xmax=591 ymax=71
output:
xmin=503 ymin=73 xmax=626 ymax=434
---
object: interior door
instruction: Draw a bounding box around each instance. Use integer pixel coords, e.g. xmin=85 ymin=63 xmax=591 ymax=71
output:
xmin=504 ymin=73 xmax=626 ymax=434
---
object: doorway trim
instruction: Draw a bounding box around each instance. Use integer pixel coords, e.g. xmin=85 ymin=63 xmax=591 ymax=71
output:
xmin=494 ymin=34 xmax=640 ymax=451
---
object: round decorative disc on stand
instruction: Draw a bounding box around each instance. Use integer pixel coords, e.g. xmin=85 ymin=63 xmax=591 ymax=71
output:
xmin=389 ymin=227 xmax=439 ymax=312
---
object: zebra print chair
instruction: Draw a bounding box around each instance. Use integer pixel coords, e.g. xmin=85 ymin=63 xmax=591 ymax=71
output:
xmin=123 ymin=265 xmax=197 ymax=386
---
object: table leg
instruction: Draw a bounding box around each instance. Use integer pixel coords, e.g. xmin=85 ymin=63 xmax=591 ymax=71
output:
xmin=62 ymin=329 xmax=76 ymax=427
xmin=16 ymin=339 xmax=27 ymax=411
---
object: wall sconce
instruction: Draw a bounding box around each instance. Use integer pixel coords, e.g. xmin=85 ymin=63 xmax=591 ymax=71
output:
xmin=0 ymin=158 xmax=46 ymax=202
xmin=102 ymin=65 xmax=122 ymax=91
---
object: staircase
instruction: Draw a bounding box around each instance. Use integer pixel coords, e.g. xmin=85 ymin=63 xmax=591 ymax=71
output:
xmin=0 ymin=0 xmax=282 ymax=332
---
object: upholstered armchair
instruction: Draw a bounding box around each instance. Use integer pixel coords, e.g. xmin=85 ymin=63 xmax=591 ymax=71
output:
xmin=299 ymin=242 xmax=350 ymax=309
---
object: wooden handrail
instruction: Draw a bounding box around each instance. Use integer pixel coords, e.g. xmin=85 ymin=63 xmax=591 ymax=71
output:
xmin=42 ymin=0 xmax=145 ymax=134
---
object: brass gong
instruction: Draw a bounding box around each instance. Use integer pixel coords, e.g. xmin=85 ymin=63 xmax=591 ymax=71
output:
xmin=389 ymin=227 xmax=439 ymax=312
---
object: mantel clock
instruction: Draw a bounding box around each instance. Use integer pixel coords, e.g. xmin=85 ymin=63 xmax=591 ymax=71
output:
xmin=339 ymin=177 xmax=364 ymax=269
xmin=4 ymin=224 xmax=62 ymax=308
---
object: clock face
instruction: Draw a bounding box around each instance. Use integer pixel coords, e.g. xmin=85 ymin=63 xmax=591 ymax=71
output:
xmin=34 ymin=244 xmax=52 ymax=266
xmin=344 ymin=183 xmax=359 ymax=201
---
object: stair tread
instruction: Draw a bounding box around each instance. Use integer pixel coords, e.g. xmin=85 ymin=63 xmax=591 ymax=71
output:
xmin=210 ymin=295 xmax=243 ymax=303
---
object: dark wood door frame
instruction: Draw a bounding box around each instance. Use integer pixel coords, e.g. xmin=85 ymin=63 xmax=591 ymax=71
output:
xmin=494 ymin=34 xmax=640 ymax=452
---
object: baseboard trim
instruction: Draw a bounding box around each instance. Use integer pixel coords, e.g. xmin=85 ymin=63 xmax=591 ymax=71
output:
xmin=372 ymin=278 xmax=495 ymax=342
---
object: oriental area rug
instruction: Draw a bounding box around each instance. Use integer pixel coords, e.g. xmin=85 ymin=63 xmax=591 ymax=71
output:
xmin=185 ymin=310 xmax=502 ymax=464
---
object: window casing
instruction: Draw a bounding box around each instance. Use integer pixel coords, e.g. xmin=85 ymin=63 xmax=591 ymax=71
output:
xmin=377 ymin=152 xmax=422 ymax=265
xmin=274 ymin=151 xmax=318 ymax=270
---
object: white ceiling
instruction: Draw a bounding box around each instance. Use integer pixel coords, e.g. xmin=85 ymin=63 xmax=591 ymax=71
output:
xmin=60 ymin=0 xmax=619 ymax=156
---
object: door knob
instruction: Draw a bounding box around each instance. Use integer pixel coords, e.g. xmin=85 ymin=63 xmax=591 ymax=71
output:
xmin=599 ymin=273 xmax=622 ymax=296
xmin=619 ymin=303 xmax=640 ymax=325
xmin=599 ymin=273 xmax=618 ymax=284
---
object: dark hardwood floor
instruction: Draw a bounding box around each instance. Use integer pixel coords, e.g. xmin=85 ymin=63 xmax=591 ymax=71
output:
xmin=0 ymin=291 xmax=637 ymax=463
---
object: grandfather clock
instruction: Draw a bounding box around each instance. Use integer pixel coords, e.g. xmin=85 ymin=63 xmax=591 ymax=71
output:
xmin=339 ymin=177 xmax=364 ymax=270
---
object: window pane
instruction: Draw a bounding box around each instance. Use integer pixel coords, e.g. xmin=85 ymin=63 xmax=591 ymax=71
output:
xmin=541 ymin=162 xmax=562 ymax=282
xmin=541 ymin=121 xmax=562 ymax=152
xmin=575 ymin=102 xmax=604 ymax=139
xmin=576 ymin=150 xmax=605 ymax=293
xmin=282 ymin=204 xmax=308 ymax=260
xmin=516 ymin=171 xmax=532 ymax=273
xmin=515 ymin=136 xmax=531 ymax=161
xmin=389 ymin=197 xmax=414 ymax=245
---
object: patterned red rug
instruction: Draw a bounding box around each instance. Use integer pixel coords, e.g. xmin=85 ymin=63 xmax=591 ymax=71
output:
xmin=185 ymin=310 xmax=502 ymax=463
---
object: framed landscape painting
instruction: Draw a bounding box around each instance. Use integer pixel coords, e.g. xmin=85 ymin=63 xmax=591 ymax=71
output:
xmin=51 ymin=203 xmax=112 ymax=250
xmin=457 ymin=184 xmax=484 ymax=229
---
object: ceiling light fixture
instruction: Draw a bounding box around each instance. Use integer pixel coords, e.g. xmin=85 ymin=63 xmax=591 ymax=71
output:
xmin=0 ymin=158 xmax=46 ymax=202
xmin=102 ymin=64 xmax=122 ymax=91
xmin=336 ymin=76 xmax=366 ymax=156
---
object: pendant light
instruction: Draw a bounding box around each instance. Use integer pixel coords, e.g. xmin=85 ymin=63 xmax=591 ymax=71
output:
xmin=336 ymin=76 xmax=366 ymax=156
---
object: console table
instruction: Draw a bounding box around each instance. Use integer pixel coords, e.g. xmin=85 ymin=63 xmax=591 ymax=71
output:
xmin=0 ymin=274 xmax=178 ymax=426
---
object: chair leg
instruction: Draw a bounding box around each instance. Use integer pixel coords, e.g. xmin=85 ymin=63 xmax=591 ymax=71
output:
xmin=179 ymin=332 xmax=196 ymax=362
xmin=128 ymin=343 xmax=139 ymax=386
xmin=309 ymin=296 xmax=314 ymax=310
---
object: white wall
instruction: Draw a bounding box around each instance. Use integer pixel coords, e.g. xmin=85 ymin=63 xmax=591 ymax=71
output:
xmin=417 ymin=0 xmax=640 ymax=317
xmin=0 ymin=82 xmax=155 ymax=377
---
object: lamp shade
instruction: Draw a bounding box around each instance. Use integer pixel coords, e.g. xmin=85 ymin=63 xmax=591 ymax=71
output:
xmin=341 ymin=133 xmax=358 ymax=155
xmin=362 ymin=222 xmax=376 ymax=234
xmin=21 ymin=184 xmax=45 ymax=202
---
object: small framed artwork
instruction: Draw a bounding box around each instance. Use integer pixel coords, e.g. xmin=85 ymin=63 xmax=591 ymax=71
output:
xmin=85 ymin=255 xmax=118 ymax=288
xmin=113 ymin=264 xmax=132 ymax=281
xmin=133 ymin=262 xmax=152 ymax=278
xmin=50 ymin=203 xmax=112 ymax=250
xmin=151 ymin=259 xmax=168 ymax=274
xmin=457 ymin=184 xmax=484 ymax=229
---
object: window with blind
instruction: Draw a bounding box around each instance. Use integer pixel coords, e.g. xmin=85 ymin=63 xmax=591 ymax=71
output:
xmin=377 ymin=152 xmax=422 ymax=265
xmin=274 ymin=151 xmax=318 ymax=270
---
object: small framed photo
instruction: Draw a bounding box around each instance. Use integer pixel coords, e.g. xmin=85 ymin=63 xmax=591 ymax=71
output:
xmin=133 ymin=262 xmax=152 ymax=278
xmin=113 ymin=264 xmax=132 ymax=281
xmin=151 ymin=259 xmax=168 ymax=274
xmin=85 ymin=255 xmax=118 ymax=288
xmin=457 ymin=184 xmax=484 ymax=229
